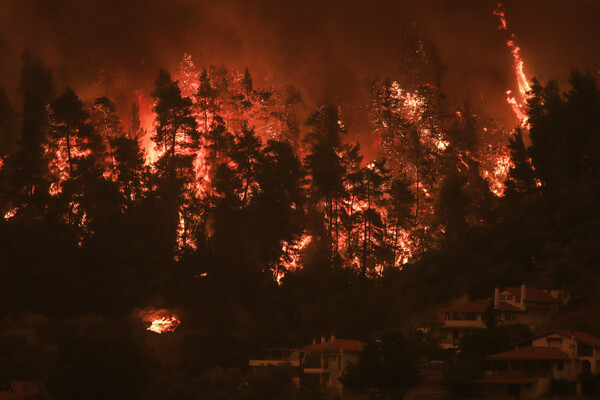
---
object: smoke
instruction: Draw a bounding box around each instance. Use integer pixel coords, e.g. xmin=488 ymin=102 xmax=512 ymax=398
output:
xmin=1 ymin=0 xmax=599 ymax=129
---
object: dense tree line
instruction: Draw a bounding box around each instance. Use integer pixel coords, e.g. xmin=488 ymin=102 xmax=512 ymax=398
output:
xmin=0 ymin=52 xmax=598 ymax=399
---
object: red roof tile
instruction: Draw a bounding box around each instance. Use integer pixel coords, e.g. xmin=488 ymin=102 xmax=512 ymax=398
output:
xmin=440 ymin=299 xmax=491 ymax=313
xmin=439 ymin=299 xmax=523 ymax=313
xmin=441 ymin=326 xmax=485 ymax=331
xmin=478 ymin=377 xmax=537 ymax=384
xmin=496 ymin=301 xmax=524 ymax=312
xmin=305 ymin=339 xmax=366 ymax=352
xmin=505 ymin=287 xmax=557 ymax=303
xmin=553 ymin=331 xmax=600 ymax=347
xmin=487 ymin=346 xmax=570 ymax=361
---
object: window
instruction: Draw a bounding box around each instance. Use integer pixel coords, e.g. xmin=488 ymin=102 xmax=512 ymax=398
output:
xmin=504 ymin=313 xmax=516 ymax=322
xmin=466 ymin=313 xmax=477 ymax=320
xmin=578 ymin=343 xmax=593 ymax=357
xmin=547 ymin=337 xmax=562 ymax=348
xmin=557 ymin=361 xmax=564 ymax=371
xmin=445 ymin=313 xmax=464 ymax=321
xmin=507 ymin=294 xmax=513 ymax=300
xmin=500 ymin=294 xmax=507 ymax=300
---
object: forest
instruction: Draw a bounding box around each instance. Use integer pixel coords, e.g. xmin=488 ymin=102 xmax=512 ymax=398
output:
xmin=0 ymin=49 xmax=599 ymax=399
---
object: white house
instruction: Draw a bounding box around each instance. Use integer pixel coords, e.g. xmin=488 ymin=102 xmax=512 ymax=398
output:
xmin=478 ymin=330 xmax=600 ymax=398
xmin=248 ymin=335 xmax=366 ymax=396
xmin=439 ymin=283 xmax=559 ymax=349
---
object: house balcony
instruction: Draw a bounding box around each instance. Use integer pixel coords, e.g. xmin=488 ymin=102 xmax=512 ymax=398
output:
xmin=485 ymin=369 xmax=553 ymax=379
xmin=248 ymin=348 xmax=301 ymax=367
xmin=443 ymin=320 xmax=486 ymax=328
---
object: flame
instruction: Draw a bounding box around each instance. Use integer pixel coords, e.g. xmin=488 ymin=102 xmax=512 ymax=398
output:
xmin=494 ymin=3 xmax=531 ymax=127
xmin=493 ymin=6 xmax=508 ymax=30
xmin=4 ymin=207 xmax=18 ymax=220
xmin=176 ymin=53 xmax=200 ymax=99
xmin=147 ymin=316 xmax=180 ymax=334
xmin=483 ymin=152 xmax=513 ymax=196
xmin=45 ymin=139 xmax=92 ymax=195
xmin=507 ymin=40 xmax=532 ymax=98
xmin=134 ymin=89 xmax=159 ymax=165
xmin=276 ymin=233 xmax=312 ymax=283
xmin=137 ymin=308 xmax=181 ymax=334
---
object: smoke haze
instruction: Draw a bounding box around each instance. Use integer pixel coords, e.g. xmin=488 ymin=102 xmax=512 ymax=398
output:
xmin=1 ymin=0 xmax=599 ymax=129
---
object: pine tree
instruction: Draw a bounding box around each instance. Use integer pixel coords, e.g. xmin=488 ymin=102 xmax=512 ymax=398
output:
xmin=49 ymin=87 xmax=93 ymax=176
xmin=196 ymin=68 xmax=218 ymax=134
xmin=303 ymin=106 xmax=347 ymax=256
xmin=151 ymin=69 xmax=199 ymax=178
xmin=0 ymin=87 xmax=15 ymax=158
xmin=504 ymin=128 xmax=536 ymax=202
xmin=386 ymin=177 xmax=414 ymax=266
xmin=11 ymin=52 xmax=54 ymax=204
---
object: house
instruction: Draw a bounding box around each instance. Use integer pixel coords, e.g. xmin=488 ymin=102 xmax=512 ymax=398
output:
xmin=248 ymin=335 xmax=366 ymax=396
xmin=0 ymin=381 xmax=49 ymax=400
xmin=478 ymin=330 xmax=600 ymax=398
xmin=438 ymin=283 xmax=559 ymax=349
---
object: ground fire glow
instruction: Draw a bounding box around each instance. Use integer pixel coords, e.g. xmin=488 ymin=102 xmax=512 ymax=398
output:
xmin=138 ymin=308 xmax=181 ymax=334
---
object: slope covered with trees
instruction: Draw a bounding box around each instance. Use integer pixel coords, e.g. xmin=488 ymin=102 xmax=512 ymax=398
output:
xmin=0 ymin=52 xmax=598 ymax=398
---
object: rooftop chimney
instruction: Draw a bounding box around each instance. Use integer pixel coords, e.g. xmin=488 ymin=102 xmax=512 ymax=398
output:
xmin=521 ymin=282 xmax=526 ymax=311
xmin=312 ymin=338 xmax=316 ymax=345
xmin=494 ymin=286 xmax=500 ymax=308
xmin=331 ymin=334 xmax=335 ymax=342
xmin=321 ymin=335 xmax=326 ymax=344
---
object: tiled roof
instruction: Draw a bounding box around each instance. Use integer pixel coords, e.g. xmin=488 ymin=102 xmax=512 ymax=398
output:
xmin=497 ymin=302 xmax=524 ymax=312
xmin=441 ymin=326 xmax=485 ymax=331
xmin=553 ymin=331 xmax=600 ymax=347
xmin=439 ymin=299 xmax=490 ymax=313
xmin=439 ymin=299 xmax=523 ymax=313
xmin=486 ymin=346 xmax=570 ymax=361
xmin=504 ymin=287 xmax=557 ymax=303
xmin=304 ymin=339 xmax=366 ymax=352
xmin=478 ymin=377 xmax=537 ymax=384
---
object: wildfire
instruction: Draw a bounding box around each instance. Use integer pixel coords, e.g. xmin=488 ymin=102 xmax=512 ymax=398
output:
xmin=134 ymin=89 xmax=159 ymax=165
xmin=45 ymin=140 xmax=92 ymax=195
xmin=390 ymin=81 xmax=426 ymax=123
xmin=483 ymin=152 xmax=513 ymax=196
xmin=148 ymin=316 xmax=181 ymax=334
xmin=3 ymin=207 xmax=18 ymax=220
xmin=494 ymin=3 xmax=532 ymax=127
xmin=137 ymin=308 xmax=181 ymax=334
xmin=277 ymin=233 xmax=312 ymax=283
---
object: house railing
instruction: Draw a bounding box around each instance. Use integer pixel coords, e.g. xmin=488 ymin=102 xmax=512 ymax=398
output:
xmin=251 ymin=348 xmax=300 ymax=361
xmin=487 ymin=369 xmax=553 ymax=378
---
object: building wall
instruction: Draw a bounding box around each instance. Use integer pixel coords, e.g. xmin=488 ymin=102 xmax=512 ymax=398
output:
xmin=532 ymin=334 xmax=600 ymax=378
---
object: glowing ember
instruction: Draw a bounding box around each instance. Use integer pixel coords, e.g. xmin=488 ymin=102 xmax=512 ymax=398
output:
xmin=483 ymin=152 xmax=513 ymax=196
xmin=137 ymin=308 xmax=181 ymax=334
xmin=147 ymin=316 xmax=180 ymax=334
xmin=3 ymin=207 xmax=18 ymax=220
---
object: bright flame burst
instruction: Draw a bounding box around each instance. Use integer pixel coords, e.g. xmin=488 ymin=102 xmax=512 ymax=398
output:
xmin=138 ymin=308 xmax=181 ymax=334
xmin=4 ymin=207 xmax=18 ymax=220
xmin=148 ymin=316 xmax=181 ymax=334
xmin=494 ymin=3 xmax=531 ymax=127
xmin=483 ymin=151 xmax=513 ymax=196
xmin=276 ymin=234 xmax=312 ymax=283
